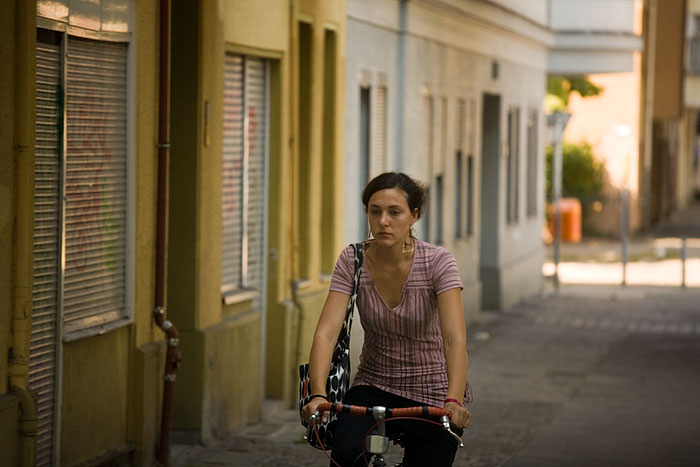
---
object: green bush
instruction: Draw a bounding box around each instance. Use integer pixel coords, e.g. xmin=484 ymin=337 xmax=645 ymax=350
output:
xmin=545 ymin=142 xmax=606 ymax=227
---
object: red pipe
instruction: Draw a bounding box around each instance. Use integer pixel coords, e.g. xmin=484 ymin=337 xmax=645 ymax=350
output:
xmin=154 ymin=0 xmax=180 ymax=465
xmin=153 ymin=308 xmax=180 ymax=466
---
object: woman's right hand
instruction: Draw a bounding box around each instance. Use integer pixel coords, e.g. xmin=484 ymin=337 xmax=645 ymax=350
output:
xmin=301 ymin=396 xmax=330 ymax=424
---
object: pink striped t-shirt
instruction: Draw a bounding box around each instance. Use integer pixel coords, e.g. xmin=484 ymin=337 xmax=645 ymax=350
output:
xmin=330 ymin=238 xmax=464 ymax=407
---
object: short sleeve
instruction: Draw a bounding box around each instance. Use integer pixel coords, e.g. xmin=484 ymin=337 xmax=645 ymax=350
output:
xmin=329 ymin=245 xmax=355 ymax=295
xmin=432 ymin=247 xmax=463 ymax=295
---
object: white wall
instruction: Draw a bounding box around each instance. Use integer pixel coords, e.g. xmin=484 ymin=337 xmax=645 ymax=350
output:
xmin=549 ymin=0 xmax=636 ymax=32
xmin=346 ymin=0 xmax=549 ymax=321
xmin=345 ymin=7 xmax=400 ymax=246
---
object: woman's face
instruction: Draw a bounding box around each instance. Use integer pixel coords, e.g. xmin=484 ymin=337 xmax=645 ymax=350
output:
xmin=367 ymin=188 xmax=418 ymax=247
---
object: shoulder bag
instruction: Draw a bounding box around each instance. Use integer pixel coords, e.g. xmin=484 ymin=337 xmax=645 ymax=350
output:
xmin=298 ymin=242 xmax=364 ymax=450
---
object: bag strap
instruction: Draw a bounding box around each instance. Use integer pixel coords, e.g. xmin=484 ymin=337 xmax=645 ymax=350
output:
xmin=338 ymin=242 xmax=364 ymax=342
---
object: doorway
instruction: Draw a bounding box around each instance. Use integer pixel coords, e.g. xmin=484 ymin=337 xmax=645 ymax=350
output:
xmin=479 ymin=93 xmax=501 ymax=309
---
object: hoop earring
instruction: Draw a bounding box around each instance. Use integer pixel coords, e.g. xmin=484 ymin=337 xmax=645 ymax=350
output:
xmin=402 ymin=239 xmax=414 ymax=255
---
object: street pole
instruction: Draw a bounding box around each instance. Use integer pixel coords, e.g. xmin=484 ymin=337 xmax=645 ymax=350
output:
xmin=547 ymin=112 xmax=569 ymax=291
xmin=553 ymin=118 xmax=562 ymax=290
xmin=621 ymin=188 xmax=629 ymax=286
xmin=681 ymin=235 xmax=687 ymax=288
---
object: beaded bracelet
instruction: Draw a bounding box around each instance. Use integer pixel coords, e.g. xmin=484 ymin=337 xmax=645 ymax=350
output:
xmin=444 ymin=398 xmax=464 ymax=407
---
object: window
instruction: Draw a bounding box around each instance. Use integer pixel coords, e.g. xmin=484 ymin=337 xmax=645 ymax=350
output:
xmin=421 ymin=94 xmax=434 ymax=241
xmin=374 ymin=84 xmax=388 ymax=176
xmin=297 ymin=22 xmax=313 ymax=277
xmin=434 ymin=97 xmax=447 ymax=244
xmin=222 ymin=53 xmax=269 ymax=302
xmin=467 ymin=154 xmax=474 ymax=235
xmin=526 ymin=109 xmax=538 ymax=217
xmin=434 ymin=175 xmax=444 ymax=244
xmin=690 ymin=15 xmax=700 ymax=74
xmin=455 ymin=98 xmax=475 ymax=239
xmin=506 ymin=107 xmax=520 ymax=224
xmin=33 ymin=31 xmax=130 ymax=338
xmin=360 ymin=84 xmax=371 ymax=229
xmin=456 ymin=149 xmax=464 ymax=238
xmin=321 ymin=29 xmax=337 ymax=275
xmin=32 ymin=27 xmax=130 ymax=466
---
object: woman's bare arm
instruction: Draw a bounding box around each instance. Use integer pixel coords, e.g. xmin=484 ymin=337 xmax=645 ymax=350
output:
xmin=301 ymin=291 xmax=351 ymax=422
xmin=438 ymin=287 xmax=471 ymax=428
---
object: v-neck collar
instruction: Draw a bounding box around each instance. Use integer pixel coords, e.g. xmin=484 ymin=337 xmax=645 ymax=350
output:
xmin=362 ymin=239 xmax=418 ymax=311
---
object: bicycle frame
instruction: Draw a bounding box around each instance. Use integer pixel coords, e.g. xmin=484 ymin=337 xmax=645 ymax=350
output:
xmin=308 ymin=402 xmax=464 ymax=467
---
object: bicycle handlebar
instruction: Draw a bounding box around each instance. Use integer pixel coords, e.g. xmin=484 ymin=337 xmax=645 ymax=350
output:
xmin=314 ymin=402 xmax=450 ymax=419
xmin=310 ymin=402 xmax=464 ymax=449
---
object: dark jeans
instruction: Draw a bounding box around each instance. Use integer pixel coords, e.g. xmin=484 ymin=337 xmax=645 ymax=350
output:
xmin=330 ymin=385 xmax=463 ymax=467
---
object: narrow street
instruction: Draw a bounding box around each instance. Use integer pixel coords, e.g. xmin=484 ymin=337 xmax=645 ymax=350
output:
xmin=171 ymin=283 xmax=700 ymax=467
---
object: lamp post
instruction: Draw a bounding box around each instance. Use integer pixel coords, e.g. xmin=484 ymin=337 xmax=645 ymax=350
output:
xmin=547 ymin=111 xmax=571 ymax=290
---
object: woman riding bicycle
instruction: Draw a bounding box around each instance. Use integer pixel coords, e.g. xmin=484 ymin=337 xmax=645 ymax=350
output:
xmin=301 ymin=172 xmax=472 ymax=466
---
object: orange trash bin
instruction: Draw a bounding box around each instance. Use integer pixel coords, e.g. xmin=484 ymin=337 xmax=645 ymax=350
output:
xmin=548 ymin=197 xmax=581 ymax=243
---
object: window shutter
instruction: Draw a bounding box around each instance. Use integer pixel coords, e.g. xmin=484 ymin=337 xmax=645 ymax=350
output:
xmin=244 ymin=58 xmax=267 ymax=296
xmin=63 ymin=36 xmax=128 ymax=333
xmin=222 ymin=54 xmax=245 ymax=291
xmin=375 ymin=85 xmax=387 ymax=175
xmin=31 ymin=39 xmax=62 ymax=467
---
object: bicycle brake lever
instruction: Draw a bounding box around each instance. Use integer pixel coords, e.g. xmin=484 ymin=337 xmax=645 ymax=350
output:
xmin=304 ymin=412 xmax=320 ymax=441
xmin=440 ymin=415 xmax=465 ymax=448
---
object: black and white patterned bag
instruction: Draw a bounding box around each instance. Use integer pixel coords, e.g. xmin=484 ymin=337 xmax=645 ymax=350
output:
xmin=299 ymin=242 xmax=364 ymax=450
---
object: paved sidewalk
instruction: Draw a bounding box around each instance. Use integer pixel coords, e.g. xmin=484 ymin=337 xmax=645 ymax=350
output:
xmin=171 ymin=284 xmax=700 ymax=467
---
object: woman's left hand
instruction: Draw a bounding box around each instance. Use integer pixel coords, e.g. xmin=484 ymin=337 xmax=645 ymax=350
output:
xmin=445 ymin=401 xmax=472 ymax=429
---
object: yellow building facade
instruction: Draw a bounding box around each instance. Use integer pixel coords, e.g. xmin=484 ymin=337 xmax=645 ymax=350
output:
xmin=1 ymin=0 xmax=346 ymax=465
xmin=2 ymin=1 xmax=166 ymax=466
xmin=168 ymin=0 xmax=346 ymax=443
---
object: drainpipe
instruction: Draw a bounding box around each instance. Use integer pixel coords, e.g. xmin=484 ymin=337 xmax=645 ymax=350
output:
xmin=395 ymin=0 xmax=408 ymax=171
xmin=11 ymin=0 xmax=39 ymax=466
xmin=154 ymin=0 xmax=180 ymax=466
xmin=12 ymin=386 xmax=38 ymax=467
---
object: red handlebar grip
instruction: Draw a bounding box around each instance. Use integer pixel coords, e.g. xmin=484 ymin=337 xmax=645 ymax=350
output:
xmin=391 ymin=406 xmax=450 ymax=418
xmin=314 ymin=403 xmax=450 ymax=419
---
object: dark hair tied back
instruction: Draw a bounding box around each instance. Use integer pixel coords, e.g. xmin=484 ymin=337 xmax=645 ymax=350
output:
xmin=362 ymin=172 xmax=427 ymax=219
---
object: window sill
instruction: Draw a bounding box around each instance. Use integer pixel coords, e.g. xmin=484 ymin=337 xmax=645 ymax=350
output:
xmin=222 ymin=288 xmax=259 ymax=306
xmin=63 ymin=317 xmax=133 ymax=343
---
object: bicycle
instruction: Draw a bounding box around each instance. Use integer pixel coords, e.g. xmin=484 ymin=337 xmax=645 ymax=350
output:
xmin=306 ymin=402 xmax=465 ymax=467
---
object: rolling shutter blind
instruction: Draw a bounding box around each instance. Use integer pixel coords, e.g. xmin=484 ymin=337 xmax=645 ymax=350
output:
xmin=31 ymin=39 xmax=62 ymax=467
xmin=375 ymin=85 xmax=387 ymax=175
xmin=222 ymin=54 xmax=268 ymax=295
xmin=63 ymin=36 xmax=128 ymax=333
xmin=222 ymin=54 xmax=244 ymax=290
xmin=245 ymin=58 xmax=267 ymax=299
